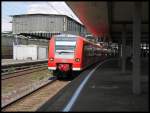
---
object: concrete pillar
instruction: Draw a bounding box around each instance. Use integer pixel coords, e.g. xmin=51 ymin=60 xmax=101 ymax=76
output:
xmin=15 ymin=34 xmax=19 ymax=45
xmin=132 ymin=2 xmax=141 ymax=94
xmin=118 ymin=41 xmax=122 ymax=68
xmin=103 ymin=36 xmax=107 ymax=42
xmin=122 ymin=24 xmax=126 ymax=73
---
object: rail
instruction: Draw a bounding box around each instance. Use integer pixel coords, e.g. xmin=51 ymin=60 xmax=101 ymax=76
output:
xmin=1 ymin=76 xmax=57 ymax=109
xmin=1 ymin=61 xmax=48 ymax=76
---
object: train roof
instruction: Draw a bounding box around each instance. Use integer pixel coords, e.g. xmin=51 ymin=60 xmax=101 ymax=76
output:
xmin=52 ymin=34 xmax=102 ymax=48
xmin=83 ymin=38 xmax=102 ymax=48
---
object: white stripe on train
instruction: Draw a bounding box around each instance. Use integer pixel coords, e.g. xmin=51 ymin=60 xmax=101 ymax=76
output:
xmin=48 ymin=67 xmax=82 ymax=71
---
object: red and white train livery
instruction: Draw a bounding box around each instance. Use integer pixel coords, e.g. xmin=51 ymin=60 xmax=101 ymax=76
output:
xmin=48 ymin=34 xmax=107 ymax=78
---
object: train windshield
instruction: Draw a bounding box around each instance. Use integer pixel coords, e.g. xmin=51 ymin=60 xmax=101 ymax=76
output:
xmin=55 ymin=36 xmax=77 ymax=59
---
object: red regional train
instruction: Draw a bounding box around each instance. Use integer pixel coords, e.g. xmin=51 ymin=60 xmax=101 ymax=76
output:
xmin=48 ymin=34 xmax=107 ymax=79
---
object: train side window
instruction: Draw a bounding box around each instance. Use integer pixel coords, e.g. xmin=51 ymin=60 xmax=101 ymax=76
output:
xmin=84 ymin=44 xmax=92 ymax=57
xmin=83 ymin=44 xmax=88 ymax=56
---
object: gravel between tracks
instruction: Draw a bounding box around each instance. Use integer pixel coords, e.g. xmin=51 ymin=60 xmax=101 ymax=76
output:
xmin=2 ymin=80 xmax=70 ymax=111
xmin=2 ymin=69 xmax=52 ymax=107
xmin=2 ymin=69 xmax=51 ymax=94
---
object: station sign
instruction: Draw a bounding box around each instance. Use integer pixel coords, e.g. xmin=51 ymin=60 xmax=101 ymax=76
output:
xmin=55 ymin=37 xmax=77 ymax=41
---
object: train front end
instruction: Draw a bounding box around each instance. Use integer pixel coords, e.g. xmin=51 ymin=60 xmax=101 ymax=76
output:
xmin=48 ymin=34 xmax=83 ymax=78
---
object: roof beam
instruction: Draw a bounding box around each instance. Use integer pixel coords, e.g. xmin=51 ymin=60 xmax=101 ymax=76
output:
xmin=112 ymin=21 xmax=149 ymax=24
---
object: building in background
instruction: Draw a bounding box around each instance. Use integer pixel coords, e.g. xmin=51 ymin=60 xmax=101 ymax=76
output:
xmin=2 ymin=14 xmax=88 ymax=59
xmin=2 ymin=32 xmax=48 ymax=59
xmin=11 ymin=14 xmax=88 ymax=38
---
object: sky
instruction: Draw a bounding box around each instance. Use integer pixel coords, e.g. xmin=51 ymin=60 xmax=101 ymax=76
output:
xmin=2 ymin=1 xmax=82 ymax=32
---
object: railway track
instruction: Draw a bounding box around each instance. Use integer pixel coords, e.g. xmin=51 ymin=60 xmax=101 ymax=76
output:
xmin=1 ymin=77 xmax=58 ymax=110
xmin=1 ymin=63 xmax=47 ymax=80
xmin=1 ymin=78 xmax=73 ymax=112
xmin=1 ymin=61 xmax=78 ymax=111
xmin=2 ymin=60 xmax=47 ymax=75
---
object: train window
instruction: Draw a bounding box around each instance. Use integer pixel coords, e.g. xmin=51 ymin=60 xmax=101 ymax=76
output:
xmin=84 ymin=44 xmax=95 ymax=57
xmin=55 ymin=45 xmax=75 ymax=52
xmin=55 ymin=40 xmax=76 ymax=59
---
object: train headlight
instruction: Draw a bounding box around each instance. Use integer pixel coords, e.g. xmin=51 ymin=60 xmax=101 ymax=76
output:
xmin=75 ymin=58 xmax=80 ymax=62
xmin=50 ymin=58 xmax=54 ymax=61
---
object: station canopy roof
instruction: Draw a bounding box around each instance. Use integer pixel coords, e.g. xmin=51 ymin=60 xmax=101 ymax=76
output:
xmin=66 ymin=1 xmax=149 ymax=43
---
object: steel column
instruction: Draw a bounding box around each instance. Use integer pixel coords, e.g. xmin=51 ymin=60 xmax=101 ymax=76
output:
xmin=132 ymin=2 xmax=142 ymax=94
xmin=122 ymin=24 xmax=126 ymax=72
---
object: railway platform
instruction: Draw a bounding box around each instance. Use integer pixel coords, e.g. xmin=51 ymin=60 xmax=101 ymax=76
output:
xmin=2 ymin=59 xmax=48 ymax=66
xmin=38 ymin=58 xmax=149 ymax=112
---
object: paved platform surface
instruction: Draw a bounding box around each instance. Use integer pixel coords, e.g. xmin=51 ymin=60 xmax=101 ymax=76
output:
xmin=2 ymin=59 xmax=48 ymax=66
xmin=38 ymin=58 xmax=149 ymax=112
